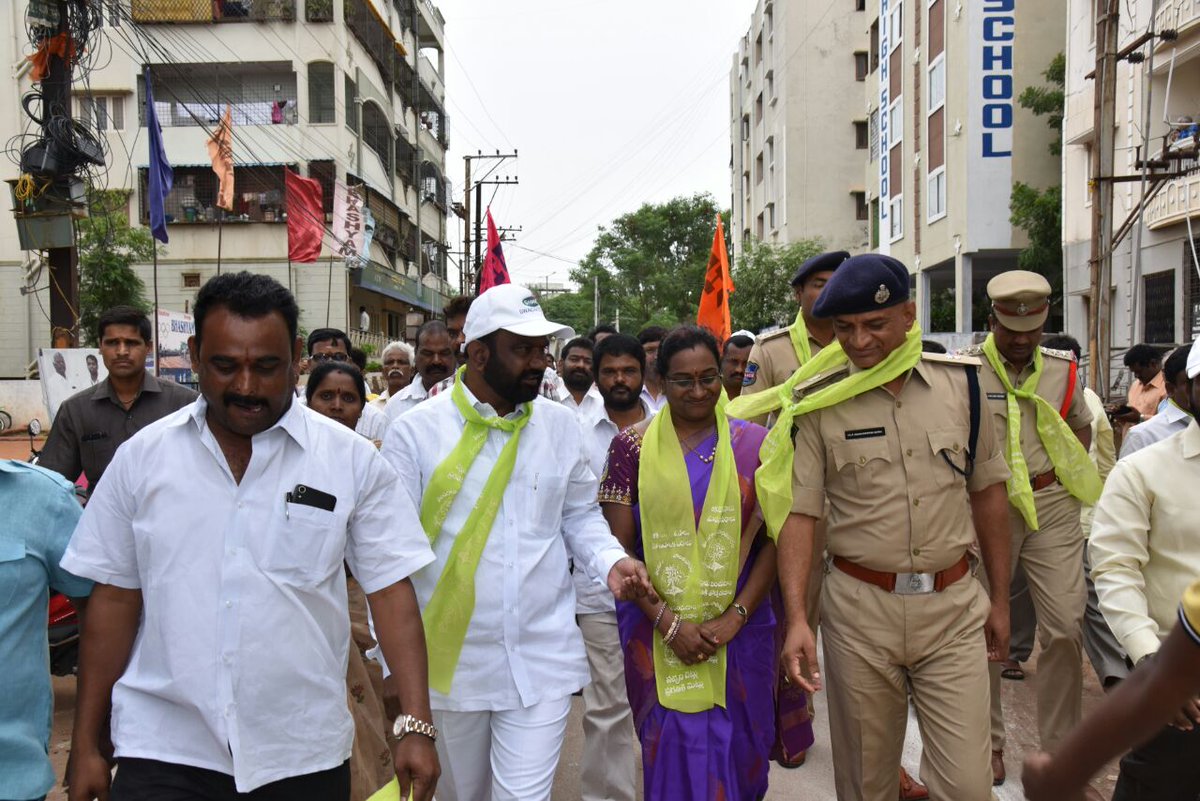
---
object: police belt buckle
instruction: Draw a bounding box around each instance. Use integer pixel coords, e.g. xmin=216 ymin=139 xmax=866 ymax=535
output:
xmin=893 ymin=572 xmax=936 ymax=595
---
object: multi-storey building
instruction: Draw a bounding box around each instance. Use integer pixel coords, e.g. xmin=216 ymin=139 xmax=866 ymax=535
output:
xmin=860 ymin=0 xmax=1066 ymax=333
xmin=729 ymin=0 xmax=872 ymax=266
xmin=0 ymin=0 xmax=454 ymax=377
xmin=1062 ymin=0 xmax=1200 ymax=380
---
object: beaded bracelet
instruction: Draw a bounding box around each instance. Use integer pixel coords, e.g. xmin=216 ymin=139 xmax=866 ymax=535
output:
xmin=663 ymin=615 xmax=682 ymax=646
xmin=652 ymin=602 xmax=668 ymax=630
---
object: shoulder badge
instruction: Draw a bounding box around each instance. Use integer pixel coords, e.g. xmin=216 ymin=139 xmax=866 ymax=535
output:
xmin=1040 ymin=346 xmax=1077 ymax=362
xmin=959 ymin=345 xmax=984 ymax=357
xmin=791 ymin=365 xmax=851 ymax=402
xmin=760 ymin=327 xmax=791 ymax=342
xmin=921 ymin=351 xmax=982 ymax=367
xmin=742 ymin=362 xmax=760 ymax=386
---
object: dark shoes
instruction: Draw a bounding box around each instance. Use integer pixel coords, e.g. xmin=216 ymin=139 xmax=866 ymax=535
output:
xmin=992 ymin=749 xmax=1006 ymax=786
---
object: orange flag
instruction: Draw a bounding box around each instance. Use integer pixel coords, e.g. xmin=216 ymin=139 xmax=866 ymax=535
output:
xmin=206 ymin=104 xmax=234 ymax=211
xmin=696 ymin=213 xmax=734 ymax=344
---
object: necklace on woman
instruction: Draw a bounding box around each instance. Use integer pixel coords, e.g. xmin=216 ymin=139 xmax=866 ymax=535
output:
xmin=679 ymin=426 xmax=718 ymax=464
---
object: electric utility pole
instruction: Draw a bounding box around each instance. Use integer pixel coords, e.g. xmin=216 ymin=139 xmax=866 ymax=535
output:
xmin=462 ymin=150 xmax=517 ymax=291
xmin=1088 ymin=0 xmax=1119 ymax=394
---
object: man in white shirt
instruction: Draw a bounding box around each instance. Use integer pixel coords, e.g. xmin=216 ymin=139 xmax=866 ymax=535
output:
xmin=384 ymin=321 xmax=456 ymax=421
xmin=1120 ymin=345 xmax=1191 ymax=458
xmin=637 ymin=326 xmax=668 ymax=412
xmin=381 ymin=284 xmax=655 ymax=801
xmin=557 ymin=336 xmax=603 ymax=417
xmin=574 ymin=333 xmax=652 ymax=801
xmin=64 ymin=272 xmax=440 ymax=801
xmin=371 ymin=340 xmax=415 ymax=412
xmin=1090 ymin=336 xmax=1200 ymax=799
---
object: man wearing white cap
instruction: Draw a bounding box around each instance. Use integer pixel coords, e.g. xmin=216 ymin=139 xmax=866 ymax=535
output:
xmin=1088 ymin=336 xmax=1200 ymax=799
xmin=380 ymin=284 xmax=656 ymax=801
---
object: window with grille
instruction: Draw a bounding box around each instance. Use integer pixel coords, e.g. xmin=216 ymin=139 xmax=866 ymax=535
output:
xmin=1183 ymin=241 xmax=1200 ymax=340
xmin=308 ymin=160 xmax=335 ymax=214
xmin=308 ymin=62 xmax=335 ymax=124
xmin=140 ymin=165 xmax=289 ymax=225
xmin=345 ymin=74 xmax=358 ymax=132
xmin=306 ymin=0 xmax=333 ymax=21
xmin=869 ymin=109 xmax=879 ymax=161
xmin=137 ymin=64 xmax=296 ymax=128
xmin=78 ymin=94 xmax=125 ymax=131
xmin=1143 ymin=271 xmax=1175 ymax=345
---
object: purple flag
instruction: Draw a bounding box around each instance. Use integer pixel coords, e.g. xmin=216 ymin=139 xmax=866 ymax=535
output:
xmin=144 ymin=67 xmax=173 ymax=243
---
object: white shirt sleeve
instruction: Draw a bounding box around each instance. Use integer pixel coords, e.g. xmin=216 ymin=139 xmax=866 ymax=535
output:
xmin=558 ymin=417 xmax=627 ymax=588
xmin=1088 ymin=458 xmax=1161 ymax=663
xmin=1118 ymin=423 xmax=1153 ymax=459
xmin=344 ymin=445 xmax=435 ymax=595
xmin=59 ymin=441 xmax=142 ymax=589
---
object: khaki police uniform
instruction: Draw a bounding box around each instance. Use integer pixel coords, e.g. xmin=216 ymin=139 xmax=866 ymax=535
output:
xmin=741 ymin=326 xmax=819 ymax=400
xmin=790 ymin=353 xmax=1010 ymax=801
xmin=742 ymin=323 xmax=828 ymax=723
xmin=972 ymin=344 xmax=1091 ymax=753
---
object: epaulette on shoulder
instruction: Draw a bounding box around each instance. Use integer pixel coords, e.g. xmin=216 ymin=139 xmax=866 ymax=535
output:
xmin=921 ymin=351 xmax=982 ymax=367
xmin=1040 ymin=346 xmax=1077 ymax=362
xmin=791 ymin=365 xmax=850 ymax=401
xmin=760 ymin=328 xmax=791 ymax=342
xmin=959 ymin=344 xmax=984 ymax=357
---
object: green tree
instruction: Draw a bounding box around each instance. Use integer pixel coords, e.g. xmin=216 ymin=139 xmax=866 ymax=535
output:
xmin=77 ymin=190 xmax=154 ymax=345
xmin=1009 ymin=52 xmax=1066 ymax=329
xmin=565 ymin=194 xmax=725 ymax=333
xmin=729 ymin=238 xmax=824 ymax=332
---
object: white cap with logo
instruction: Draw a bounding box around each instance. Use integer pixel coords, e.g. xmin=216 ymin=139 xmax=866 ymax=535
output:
xmin=463 ymin=284 xmax=575 ymax=345
xmin=1187 ymin=337 xmax=1200 ymax=379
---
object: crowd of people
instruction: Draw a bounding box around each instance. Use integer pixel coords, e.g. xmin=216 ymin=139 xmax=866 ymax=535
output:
xmin=4 ymin=249 xmax=1200 ymax=801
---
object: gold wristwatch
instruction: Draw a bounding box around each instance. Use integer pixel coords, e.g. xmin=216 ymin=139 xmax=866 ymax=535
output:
xmin=392 ymin=714 xmax=438 ymax=742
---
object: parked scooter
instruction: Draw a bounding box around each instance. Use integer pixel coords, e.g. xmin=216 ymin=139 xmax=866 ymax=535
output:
xmin=48 ymin=592 xmax=80 ymax=676
xmin=27 ymin=419 xmax=41 ymax=463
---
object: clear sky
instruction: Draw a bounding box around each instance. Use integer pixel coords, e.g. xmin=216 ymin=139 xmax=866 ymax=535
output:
xmin=434 ymin=0 xmax=758 ymax=289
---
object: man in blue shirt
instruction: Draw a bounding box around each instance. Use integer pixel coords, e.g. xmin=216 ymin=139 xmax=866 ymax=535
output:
xmin=0 ymin=459 xmax=92 ymax=801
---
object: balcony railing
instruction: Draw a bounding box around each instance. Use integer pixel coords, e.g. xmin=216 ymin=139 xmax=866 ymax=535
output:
xmin=1145 ymin=171 xmax=1200 ymax=230
xmin=1156 ymin=0 xmax=1200 ymax=48
xmin=132 ymin=0 xmax=295 ymax=22
xmin=138 ymin=65 xmax=298 ymax=128
xmin=346 ymin=0 xmax=398 ymax=92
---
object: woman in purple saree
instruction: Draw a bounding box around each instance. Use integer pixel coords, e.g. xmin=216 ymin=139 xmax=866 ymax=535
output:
xmin=599 ymin=326 xmax=813 ymax=801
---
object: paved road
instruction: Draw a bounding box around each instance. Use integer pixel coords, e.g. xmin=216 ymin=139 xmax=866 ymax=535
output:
xmin=44 ymin=646 xmax=1117 ymax=801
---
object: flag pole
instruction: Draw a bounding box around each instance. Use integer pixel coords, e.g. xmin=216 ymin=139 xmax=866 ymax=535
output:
xmin=326 ymin=253 xmax=334 ymax=326
xmin=152 ymin=242 xmax=160 ymax=378
xmin=287 ymin=258 xmax=292 ymax=294
xmin=216 ymin=208 xmax=223 ymax=275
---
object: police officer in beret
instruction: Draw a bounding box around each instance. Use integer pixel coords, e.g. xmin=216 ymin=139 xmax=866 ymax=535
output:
xmin=773 ymin=254 xmax=1012 ymax=801
xmin=741 ymin=250 xmax=849 ymax=401
xmin=967 ymin=270 xmax=1099 ymax=784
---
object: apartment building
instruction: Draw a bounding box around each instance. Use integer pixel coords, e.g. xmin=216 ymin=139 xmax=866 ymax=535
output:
xmin=0 ymin=0 xmax=454 ymax=377
xmin=729 ymin=0 xmax=872 ymax=267
xmin=860 ymin=0 xmax=1066 ymax=332
xmin=1062 ymin=0 xmax=1200 ymax=377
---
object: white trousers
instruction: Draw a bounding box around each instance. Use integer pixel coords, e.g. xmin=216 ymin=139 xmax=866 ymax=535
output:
xmin=432 ymin=695 xmax=572 ymax=801
xmin=578 ymin=612 xmax=637 ymax=801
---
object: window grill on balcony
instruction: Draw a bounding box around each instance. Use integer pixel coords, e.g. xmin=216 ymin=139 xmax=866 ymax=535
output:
xmin=139 ymin=164 xmax=290 ymax=224
xmin=395 ymin=55 xmax=417 ymax=112
xmin=345 ymin=0 xmax=397 ymax=93
xmin=305 ymin=0 xmax=333 ymax=22
xmin=362 ymin=102 xmax=393 ymax=176
xmin=420 ymin=160 xmax=447 ymax=210
xmin=396 ymin=136 xmax=416 ymax=186
xmin=416 ymin=81 xmax=448 ymax=148
xmin=132 ymin=0 xmax=295 ymax=22
xmin=138 ymin=63 xmax=297 ymax=128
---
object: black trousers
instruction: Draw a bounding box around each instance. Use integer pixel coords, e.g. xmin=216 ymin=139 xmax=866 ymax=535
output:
xmin=1112 ymin=724 xmax=1200 ymax=801
xmin=110 ymin=758 xmax=350 ymax=801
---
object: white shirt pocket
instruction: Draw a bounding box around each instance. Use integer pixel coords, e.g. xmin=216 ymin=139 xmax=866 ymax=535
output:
xmin=256 ymin=504 xmax=345 ymax=588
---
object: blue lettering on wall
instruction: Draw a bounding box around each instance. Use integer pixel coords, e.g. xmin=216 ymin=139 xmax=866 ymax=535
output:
xmin=980 ymin=2 xmax=1013 ymax=158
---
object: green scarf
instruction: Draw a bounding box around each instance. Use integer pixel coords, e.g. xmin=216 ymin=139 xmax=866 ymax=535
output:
xmin=418 ymin=366 xmax=532 ymax=694
xmin=638 ymin=402 xmax=740 ymax=713
xmin=727 ymin=326 xmax=925 ymax=539
xmin=788 ymin=307 xmax=813 ymax=365
xmin=980 ymin=335 xmax=1103 ymax=530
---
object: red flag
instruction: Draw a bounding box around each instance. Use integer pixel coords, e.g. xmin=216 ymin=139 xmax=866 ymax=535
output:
xmin=479 ymin=208 xmax=511 ymax=292
xmin=285 ymin=168 xmax=323 ymax=263
xmin=696 ymin=214 xmax=734 ymax=343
